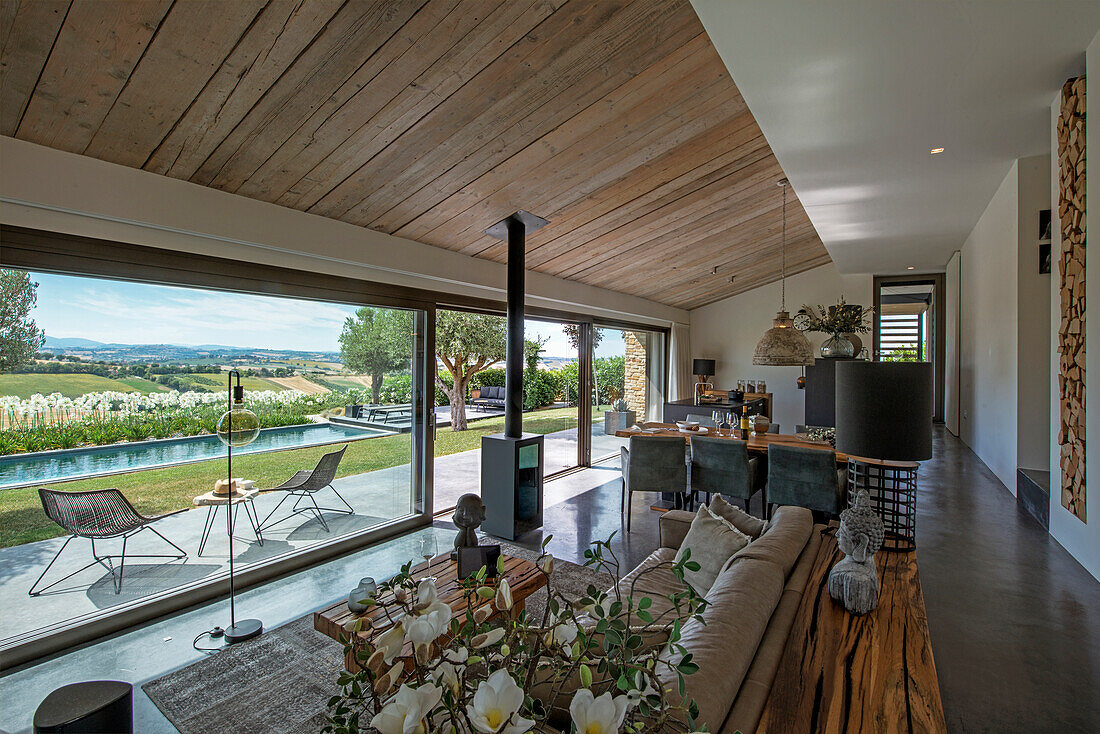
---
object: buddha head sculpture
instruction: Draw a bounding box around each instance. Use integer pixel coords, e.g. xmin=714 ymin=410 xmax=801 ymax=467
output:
xmin=829 ymin=489 xmax=885 ymax=615
xmin=836 ymin=490 xmax=885 ymax=563
xmin=453 ymin=493 xmax=485 ymax=549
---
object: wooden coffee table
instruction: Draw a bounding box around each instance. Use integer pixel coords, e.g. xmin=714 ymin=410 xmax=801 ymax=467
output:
xmin=315 ymin=552 xmax=546 ymax=672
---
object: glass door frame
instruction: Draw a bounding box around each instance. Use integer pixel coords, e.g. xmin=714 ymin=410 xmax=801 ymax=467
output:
xmin=586 ymin=321 xmax=670 ymax=465
xmin=872 ymin=273 xmax=946 ymax=423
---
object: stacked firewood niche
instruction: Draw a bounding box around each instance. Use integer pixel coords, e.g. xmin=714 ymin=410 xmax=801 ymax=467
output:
xmin=1057 ymin=75 xmax=1087 ymax=523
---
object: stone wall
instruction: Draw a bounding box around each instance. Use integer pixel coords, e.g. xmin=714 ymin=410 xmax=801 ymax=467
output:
xmin=1057 ymin=75 xmax=1087 ymax=522
xmin=624 ymin=331 xmax=648 ymax=416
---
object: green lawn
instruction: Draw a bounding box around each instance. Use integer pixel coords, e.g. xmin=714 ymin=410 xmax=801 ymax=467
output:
xmin=318 ymin=375 xmax=370 ymax=390
xmin=113 ymin=377 xmax=171 ymax=393
xmin=0 ymin=373 xmax=161 ymax=399
xmin=174 ymin=373 xmax=286 ymax=392
xmin=0 ymin=408 xmax=578 ymax=548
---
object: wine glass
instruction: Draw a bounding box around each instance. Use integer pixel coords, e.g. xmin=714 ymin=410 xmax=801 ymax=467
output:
xmin=418 ymin=535 xmax=439 ymax=578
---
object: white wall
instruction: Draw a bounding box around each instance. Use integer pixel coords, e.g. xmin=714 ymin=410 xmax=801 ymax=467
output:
xmin=1051 ymin=30 xmax=1100 ymax=581
xmin=0 ymin=137 xmax=688 ymax=329
xmin=1016 ymin=155 xmax=1052 ymax=472
xmin=689 ymin=263 xmax=872 ymax=433
xmin=960 ymin=162 xmax=1019 ymax=490
xmin=944 ymin=250 xmax=961 ymax=435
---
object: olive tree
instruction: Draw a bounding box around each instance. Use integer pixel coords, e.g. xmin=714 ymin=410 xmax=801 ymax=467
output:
xmin=0 ymin=270 xmax=45 ymax=373
xmin=436 ymin=310 xmax=506 ymax=430
xmin=338 ymin=307 xmax=413 ymax=404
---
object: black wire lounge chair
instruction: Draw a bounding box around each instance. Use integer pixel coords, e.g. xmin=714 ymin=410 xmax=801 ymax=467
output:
xmin=30 ymin=488 xmax=188 ymax=596
xmin=258 ymin=444 xmax=351 ymax=533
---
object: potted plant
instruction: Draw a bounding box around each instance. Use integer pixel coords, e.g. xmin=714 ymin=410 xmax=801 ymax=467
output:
xmin=325 ymin=535 xmax=707 ymax=733
xmin=800 ymin=298 xmax=874 ymax=358
xmin=603 ymin=389 xmax=636 ymax=435
xmin=344 ymin=388 xmax=365 ymax=419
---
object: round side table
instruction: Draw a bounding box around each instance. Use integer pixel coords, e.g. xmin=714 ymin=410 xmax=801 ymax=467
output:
xmin=193 ymin=482 xmax=263 ymax=556
xmin=846 ymin=456 xmax=919 ymax=551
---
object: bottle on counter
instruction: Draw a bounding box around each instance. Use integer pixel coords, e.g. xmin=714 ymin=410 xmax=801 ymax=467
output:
xmin=740 ymin=406 xmax=751 ymax=436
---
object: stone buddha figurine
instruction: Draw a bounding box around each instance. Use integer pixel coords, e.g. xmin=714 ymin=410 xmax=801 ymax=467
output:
xmin=452 ymin=493 xmax=485 ymax=550
xmin=828 ymin=489 xmax=885 ymax=615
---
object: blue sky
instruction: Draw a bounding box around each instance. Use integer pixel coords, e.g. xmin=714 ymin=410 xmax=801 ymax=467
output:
xmin=29 ymin=272 xmax=623 ymax=358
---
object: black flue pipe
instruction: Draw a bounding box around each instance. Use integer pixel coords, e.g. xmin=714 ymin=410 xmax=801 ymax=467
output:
xmin=504 ymin=216 xmax=525 ymax=438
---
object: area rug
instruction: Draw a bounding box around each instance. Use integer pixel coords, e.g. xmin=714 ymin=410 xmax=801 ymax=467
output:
xmin=143 ymin=550 xmax=612 ymax=734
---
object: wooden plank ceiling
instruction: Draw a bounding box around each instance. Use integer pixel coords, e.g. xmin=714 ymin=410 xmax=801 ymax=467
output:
xmin=0 ymin=0 xmax=831 ymax=310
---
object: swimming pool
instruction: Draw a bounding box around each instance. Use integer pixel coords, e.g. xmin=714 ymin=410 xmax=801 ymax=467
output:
xmin=0 ymin=423 xmax=390 ymax=489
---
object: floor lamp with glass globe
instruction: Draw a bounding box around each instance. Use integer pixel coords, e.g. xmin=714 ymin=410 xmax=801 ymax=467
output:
xmin=216 ymin=371 xmax=263 ymax=644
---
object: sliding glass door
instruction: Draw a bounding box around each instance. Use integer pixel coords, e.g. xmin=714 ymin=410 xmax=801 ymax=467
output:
xmin=589 ymin=326 xmax=667 ymax=461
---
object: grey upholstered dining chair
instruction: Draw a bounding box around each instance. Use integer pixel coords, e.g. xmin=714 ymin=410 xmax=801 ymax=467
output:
xmin=765 ymin=443 xmax=846 ymax=520
xmin=620 ymin=435 xmax=688 ymax=531
xmin=685 ymin=413 xmax=716 ymax=427
xmin=259 ymin=444 xmax=350 ymax=532
xmin=689 ymin=436 xmax=764 ymax=514
xmin=30 ymin=488 xmax=187 ymax=596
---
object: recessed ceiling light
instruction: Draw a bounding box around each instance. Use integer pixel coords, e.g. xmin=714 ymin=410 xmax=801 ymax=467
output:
xmin=907 ymin=265 xmax=915 ymax=270
xmin=930 ymin=147 xmax=945 ymax=155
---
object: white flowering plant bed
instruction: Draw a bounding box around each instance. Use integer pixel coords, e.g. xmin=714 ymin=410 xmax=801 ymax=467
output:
xmin=0 ymin=389 xmax=341 ymax=454
xmin=326 ymin=535 xmax=712 ymax=734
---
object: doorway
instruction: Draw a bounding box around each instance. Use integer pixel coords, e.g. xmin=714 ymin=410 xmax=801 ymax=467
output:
xmin=872 ymin=274 xmax=946 ymax=423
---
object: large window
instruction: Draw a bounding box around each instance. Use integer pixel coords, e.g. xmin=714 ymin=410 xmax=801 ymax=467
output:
xmin=0 ymin=270 xmax=427 ymax=648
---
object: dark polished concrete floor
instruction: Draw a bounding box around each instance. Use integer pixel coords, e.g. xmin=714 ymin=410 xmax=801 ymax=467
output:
xmin=512 ymin=427 xmax=1100 ymax=734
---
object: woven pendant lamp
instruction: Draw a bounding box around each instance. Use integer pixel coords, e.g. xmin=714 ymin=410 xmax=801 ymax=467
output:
xmin=753 ymin=179 xmax=814 ymax=366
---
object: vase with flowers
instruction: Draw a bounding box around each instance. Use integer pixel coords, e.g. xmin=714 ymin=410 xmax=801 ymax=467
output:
xmin=799 ymin=298 xmax=874 ymax=359
xmin=325 ymin=535 xmax=712 ymax=734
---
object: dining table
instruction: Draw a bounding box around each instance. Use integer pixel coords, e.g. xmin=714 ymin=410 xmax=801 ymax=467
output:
xmin=615 ymin=422 xmax=848 ymax=464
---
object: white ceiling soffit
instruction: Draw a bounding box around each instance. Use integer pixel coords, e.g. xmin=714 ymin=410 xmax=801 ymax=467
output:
xmin=690 ymin=0 xmax=1100 ymax=275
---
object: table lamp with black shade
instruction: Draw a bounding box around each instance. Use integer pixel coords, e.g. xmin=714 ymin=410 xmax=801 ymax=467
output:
xmin=834 ymin=361 xmax=933 ymax=551
xmin=215 ymin=371 xmax=263 ymax=644
xmin=692 ymin=358 xmax=716 ymax=404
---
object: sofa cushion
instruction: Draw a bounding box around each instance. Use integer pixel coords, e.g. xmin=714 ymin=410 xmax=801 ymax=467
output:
xmin=724 ymin=505 xmax=812 ymax=577
xmin=659 ymin=509 xmax=696 ymax=550
xmin=612 ymin=547 xmax=682 ymax=622
xmin=710 ymin=494 xmax=766 ymax=538
xmin=658 ymin=556 xmax=785 ymax=730
xmin=676 ymin=506 xmax=752 ymax=595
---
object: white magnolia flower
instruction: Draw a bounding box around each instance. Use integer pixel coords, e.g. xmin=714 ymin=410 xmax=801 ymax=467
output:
xmin=414 ymin=578 xmax=439 ymax=611
xmin=405 ymin=603 xmax=450 ymax=646
xmin=432 ymin=660 xmax=462 ymax=697
xmin=370 ymin=683 xmax=443 ymax=734
xmin=467 ymin=669 xmax=533 ymax=734
xmin=376 ymin=618 xmax=407 ymax=663
xmin=537 ymin=554 xmax=554 ymax=575
xmin=544 ymin=611 xmax=579 ymax=648
xmin=472 ymin=627 xmax=505 ymax=648
xmin=494 ymin=578 xmax=513 ymax=611
xmin=444 ymin=646 xmax=470 ymax=665
xmin=569 ymin=689 xmax=629 ymax=734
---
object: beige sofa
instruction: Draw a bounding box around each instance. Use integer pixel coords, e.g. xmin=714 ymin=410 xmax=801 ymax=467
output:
xmin=612 ymin=505 xmax=824 ymax=733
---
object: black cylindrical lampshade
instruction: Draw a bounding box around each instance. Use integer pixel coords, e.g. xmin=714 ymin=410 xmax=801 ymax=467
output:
xmin=834 ymin=362 xmax=933 ymax=461
xmin=692 ymin=358 xmax=716 ymax=376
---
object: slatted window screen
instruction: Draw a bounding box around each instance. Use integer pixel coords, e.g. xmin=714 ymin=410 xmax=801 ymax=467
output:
xmin=878 ymin=313 xmax=924 ymax=360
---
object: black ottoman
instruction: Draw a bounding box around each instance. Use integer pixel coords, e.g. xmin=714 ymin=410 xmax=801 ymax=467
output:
xmin=33 ymin=680 xmax=133 ymax=734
